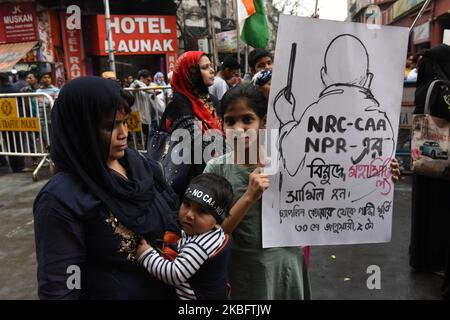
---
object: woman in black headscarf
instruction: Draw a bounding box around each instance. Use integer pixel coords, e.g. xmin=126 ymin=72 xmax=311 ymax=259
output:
xmin=34 ymin=76 xmax=180 ymax=299
xmin=410 ymin=44 xmax=450 ymax=300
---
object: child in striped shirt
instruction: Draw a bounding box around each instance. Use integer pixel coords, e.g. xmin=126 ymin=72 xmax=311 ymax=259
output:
xmin=136 ymin=173 xmax=234 ymax=300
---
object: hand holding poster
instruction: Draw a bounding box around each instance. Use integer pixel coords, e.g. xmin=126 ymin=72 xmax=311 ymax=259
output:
xmin=262 ymin=16 xmax=409 ymax=248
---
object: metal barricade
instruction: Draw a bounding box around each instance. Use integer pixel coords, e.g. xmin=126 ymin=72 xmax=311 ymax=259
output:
xmin=0 ymin=92 xmax=54 ymax=181
xmin=124 ymin=85 xmax=171 ymax=154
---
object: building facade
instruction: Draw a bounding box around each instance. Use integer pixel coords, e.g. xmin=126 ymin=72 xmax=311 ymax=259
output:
xmin=0 ymin=0 xmax=178 ymax=85
xmin=1 ymin=0 xmax=280 ymax=82
xmin=348 ymin=0 xmax=450 ymax=53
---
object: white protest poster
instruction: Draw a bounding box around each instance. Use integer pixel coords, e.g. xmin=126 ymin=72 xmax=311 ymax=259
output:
xmin=262 ymin=16 xmax=409 ymax=248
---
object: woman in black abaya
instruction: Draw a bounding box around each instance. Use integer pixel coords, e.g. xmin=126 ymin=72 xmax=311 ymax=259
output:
xmin=410 ymin=44 xmax=450 ymax=300
xmin=34 ymin=76 xmax=180 ymax=299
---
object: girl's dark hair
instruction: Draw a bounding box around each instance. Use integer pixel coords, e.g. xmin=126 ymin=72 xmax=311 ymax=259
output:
xmin=119 ymin=88 xmax=134 ymax=114
xmin=188 ymin=173 xmax=234 ymax=216
xmin=220 ymin=83 xmax=268 ymax=119
xmin=188 ymin=54 xmax=209 ymax=95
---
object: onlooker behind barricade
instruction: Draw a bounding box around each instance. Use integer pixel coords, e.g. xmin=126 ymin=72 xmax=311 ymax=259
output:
xmin=208 ymin=55 xmax=241 ymax=101
xmin=23 ymin=71 xmax=40 ymax=165
xmin=135 ymin=69 xmax=152 ymax=87
xmin=36 ymin=72 xmax=59 ymax=152
xmin=130 ymin=69 xmax=153 ymax=139
xmin=23 ymin=71 xmax=40 ymax=93
xmin=0 ymin=72 xmax=26 ymax=172
xmin=12 ymin=70 xmax=29 ymax=91
xmin=123 ymin=75 xmax=134 ymax=88
xmin=150 ymin=72 xmax=169 ymax=124
xmin=152 ymin=72 xmax=169 ymax=97
xmin=248 ymin=48 xmax=273 ymax=77
xmin=37 ymin=73 xmax=60 ymax=100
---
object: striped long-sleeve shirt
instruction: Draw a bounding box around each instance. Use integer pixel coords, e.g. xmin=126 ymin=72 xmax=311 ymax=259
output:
xmin=138 ymin=227 xmax=226 ymax=300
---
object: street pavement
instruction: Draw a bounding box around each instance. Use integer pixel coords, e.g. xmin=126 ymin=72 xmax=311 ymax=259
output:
xmin=0 ymin=163 xmax=51 ymax=300
xmin=0 ymin=164 xmax=445 ymax=300
xmin=309 ymin=175 xmax=444 ymax=300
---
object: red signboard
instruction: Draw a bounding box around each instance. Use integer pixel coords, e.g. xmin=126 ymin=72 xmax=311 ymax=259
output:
xmin=91 ymin=15 xmax=179 ymax=72
xmin=61 ymin=13 xmax=86 ymax=80
xmin=0 ymin=2 xmax=38 ymax=44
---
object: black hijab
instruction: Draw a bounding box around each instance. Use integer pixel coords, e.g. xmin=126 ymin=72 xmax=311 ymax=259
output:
xmin=51 ymin=76 xmax=178 ymax=235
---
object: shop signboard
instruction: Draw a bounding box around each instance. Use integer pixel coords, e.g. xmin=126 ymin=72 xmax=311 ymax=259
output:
xmin=392 ymin=0 xmax=425 ymax=20
xmin=413 ymin=21 xmax=430 ymax=44
xmin=0 ymin=2 xmax=38 ymax=44
xmin=91 ymin=15 xmax=179 ymax=73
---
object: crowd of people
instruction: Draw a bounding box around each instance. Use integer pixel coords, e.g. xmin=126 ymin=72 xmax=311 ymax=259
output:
xmin=1 ymin=48 xmax=404 ymax=300
xmin=0 ymin=70 xmax=60 ymax=172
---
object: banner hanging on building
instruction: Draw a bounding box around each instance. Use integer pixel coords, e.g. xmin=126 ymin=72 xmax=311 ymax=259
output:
xmin=60 ymin=12 xmax=86 ymax=80
xmin=37 ymin=11 xmax=55 ymax=63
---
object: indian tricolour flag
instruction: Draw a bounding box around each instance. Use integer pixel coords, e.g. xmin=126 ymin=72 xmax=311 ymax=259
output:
xmin=237 ymin=0 xmax=256 ymax=32
xmin=238 ymin=0 xmax=269 ymax=48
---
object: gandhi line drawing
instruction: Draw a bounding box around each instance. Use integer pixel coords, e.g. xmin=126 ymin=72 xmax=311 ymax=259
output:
xmin=273 ymin=34 xmax=395 ymax=201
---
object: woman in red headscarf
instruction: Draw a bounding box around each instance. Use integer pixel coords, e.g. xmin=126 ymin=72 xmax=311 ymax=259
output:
xmin=165 ymin=51 xmax=221 ymax=132
xmin=160 ymin=51 xmax=224 ymax=200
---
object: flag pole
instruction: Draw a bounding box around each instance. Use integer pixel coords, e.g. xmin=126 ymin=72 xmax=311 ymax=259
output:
xmin=234 ymin=0 xmax=241 ymax=76
xmin=314 ymin=0 xmax=319 ymax=17
xmin=103 ymin=0 xmax=116 ymax=73
xmin=245 ymin=44 xmax=249 ymax=78
xmin=211 ymin=15 xmax=219 ymax=70
xmin=205 ymin=0 xmax=214 ymax=62
xmin=409 ymin=0 xmax=432 ymax=34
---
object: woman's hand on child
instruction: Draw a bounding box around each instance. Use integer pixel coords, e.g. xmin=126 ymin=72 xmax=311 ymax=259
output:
xmin=244 ymin=167 xmax=270 ymax=203
xmin=390 ymin=158 xmax=401 ymax=183
xmin=136 ymin=238 xmax=152 ymax=259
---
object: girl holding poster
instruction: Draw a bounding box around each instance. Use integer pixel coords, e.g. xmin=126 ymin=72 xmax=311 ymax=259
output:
xmin=204 ymin=84 xmax=312 ymax=299
xmin=204 ymin=83 xmax=401 ymax=299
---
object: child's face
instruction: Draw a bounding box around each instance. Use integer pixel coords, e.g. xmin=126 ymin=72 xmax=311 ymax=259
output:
xmin=223 ymin=99 xmax=265 ymax=150
xmin=179 ymin=199 xmax=217 ymax=235
xmin=252 ymin=56 xmax=273 ymax=75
